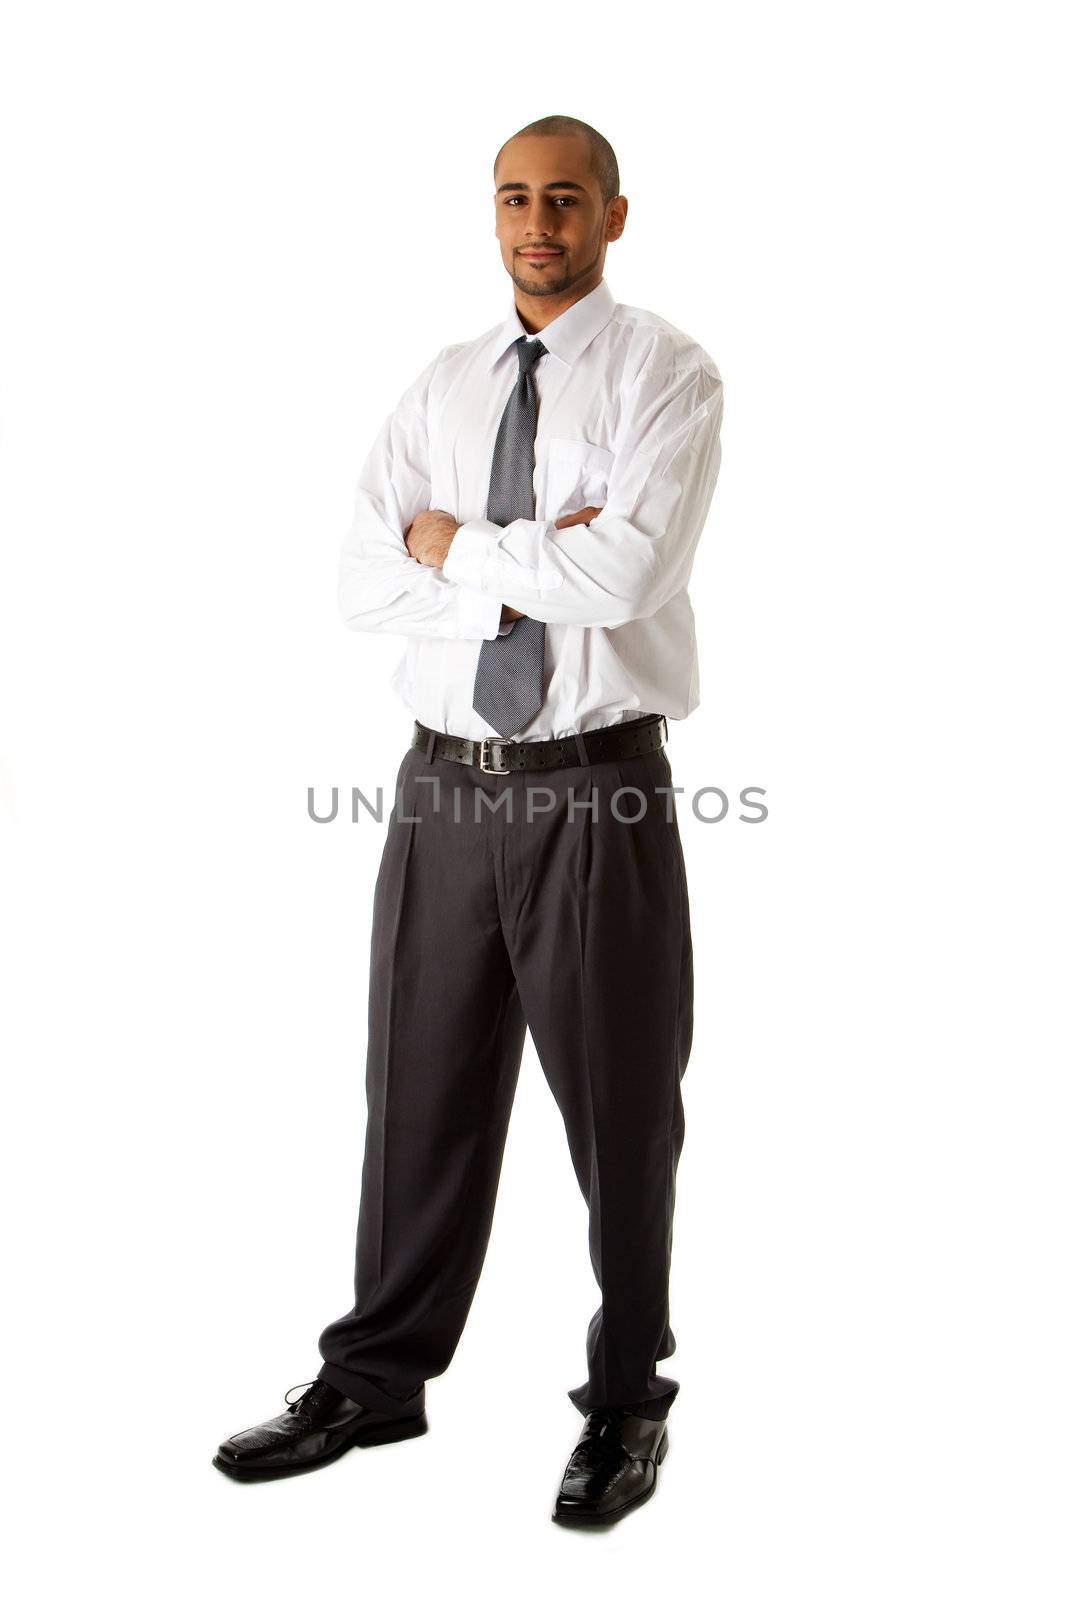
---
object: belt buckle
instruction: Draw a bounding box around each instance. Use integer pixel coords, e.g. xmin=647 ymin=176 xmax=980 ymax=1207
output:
xmin=478 ymin=737 xmax=511 ymax=774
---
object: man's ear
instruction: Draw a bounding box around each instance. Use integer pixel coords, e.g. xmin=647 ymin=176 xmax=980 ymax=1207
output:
xmin=605 ymin=195 xmax=628 ymax=243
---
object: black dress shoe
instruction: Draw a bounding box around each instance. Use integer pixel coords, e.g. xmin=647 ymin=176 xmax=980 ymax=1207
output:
xmin=212 ymin=1379 xmax=428 ymax=1482
xmin=552 ymin=1406 xmax=670 ymax=1526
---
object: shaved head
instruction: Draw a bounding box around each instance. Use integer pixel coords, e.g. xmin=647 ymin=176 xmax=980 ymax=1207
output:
xmin=494 ymin=115 xmax=620 ymax=208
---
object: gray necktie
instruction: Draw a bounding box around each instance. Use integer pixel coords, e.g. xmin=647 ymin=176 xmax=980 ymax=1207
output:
xmin=471 ymin=335 xmax=548 ymax=737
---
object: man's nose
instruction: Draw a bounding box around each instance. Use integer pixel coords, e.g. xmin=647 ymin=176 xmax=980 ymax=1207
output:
xmin=524 ymin=201 xmax=559 ymax=235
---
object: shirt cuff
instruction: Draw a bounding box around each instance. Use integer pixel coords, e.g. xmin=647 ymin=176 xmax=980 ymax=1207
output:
xmin=442 ymin=518 xmax=503 ymax=591
xmin=452 ymin=580 xmax=510 ymax=640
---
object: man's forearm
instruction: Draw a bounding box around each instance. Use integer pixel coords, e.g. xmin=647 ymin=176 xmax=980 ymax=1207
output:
xmin=405 ymin=510 xmax=527 ymax=630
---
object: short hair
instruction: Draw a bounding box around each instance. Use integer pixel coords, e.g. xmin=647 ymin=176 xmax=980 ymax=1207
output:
xmin=494 ymin=115 xmax=620 ymax=208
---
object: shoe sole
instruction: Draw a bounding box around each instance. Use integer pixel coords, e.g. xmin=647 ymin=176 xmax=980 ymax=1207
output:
xmin=211 ymin=1412 xmax=429 ymax=1482
xmin=551 ymin=1427 xmax=669 ymax=1527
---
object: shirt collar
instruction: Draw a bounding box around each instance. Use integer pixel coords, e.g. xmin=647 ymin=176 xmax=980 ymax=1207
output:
xmin=484 ymin=277 xmax=616 ymax=372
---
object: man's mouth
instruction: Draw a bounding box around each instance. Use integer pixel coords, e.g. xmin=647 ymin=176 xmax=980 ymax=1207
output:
xmin=519 ymin=249 xmax=563 ymax=260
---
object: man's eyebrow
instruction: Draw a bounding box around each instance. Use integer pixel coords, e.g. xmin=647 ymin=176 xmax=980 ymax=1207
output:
xmin=495 ymin=180 xmax=590 ymax=195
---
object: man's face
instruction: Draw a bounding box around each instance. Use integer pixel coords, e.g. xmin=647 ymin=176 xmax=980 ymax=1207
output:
xmin=494 ymin=134 xmax=623 ymax=299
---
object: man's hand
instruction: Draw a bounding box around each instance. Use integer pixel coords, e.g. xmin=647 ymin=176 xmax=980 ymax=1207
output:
xmin=405 ymin=509 xmax=459 ymax=568
xmin=405 ymin=505 xmax=603 ymax=618
xmin=554 ymin=505 xmax=603 ymax=530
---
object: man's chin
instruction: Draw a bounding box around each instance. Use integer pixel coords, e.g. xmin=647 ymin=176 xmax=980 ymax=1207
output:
xmin=512 ymin=265 xmax=572 ymax=297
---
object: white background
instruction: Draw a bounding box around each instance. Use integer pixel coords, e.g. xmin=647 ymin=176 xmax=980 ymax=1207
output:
xmin=1 ymin=1 xmax=1063 ymax=1594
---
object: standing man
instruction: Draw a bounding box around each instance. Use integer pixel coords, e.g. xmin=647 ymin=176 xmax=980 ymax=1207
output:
xmin=214 ymin=114 xmax=724 ymax=1528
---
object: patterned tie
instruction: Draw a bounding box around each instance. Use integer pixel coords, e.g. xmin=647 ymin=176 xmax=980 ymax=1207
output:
xmin=471 ymin=335 xmax=548 ymax=736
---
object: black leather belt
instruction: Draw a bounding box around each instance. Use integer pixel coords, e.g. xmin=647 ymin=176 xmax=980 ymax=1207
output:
xmin=411 ymin=712 xmax=668 ymax=775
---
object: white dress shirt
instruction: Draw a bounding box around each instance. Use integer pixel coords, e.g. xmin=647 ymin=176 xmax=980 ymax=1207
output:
xmin=338 ymin=276 xmax=724 ymax=741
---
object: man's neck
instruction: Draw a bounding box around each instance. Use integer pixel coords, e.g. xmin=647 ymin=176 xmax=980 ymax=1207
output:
xmin=514 ymin=273 xmax=603 ymax=334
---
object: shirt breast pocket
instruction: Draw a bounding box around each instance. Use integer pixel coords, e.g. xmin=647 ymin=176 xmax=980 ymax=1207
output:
xmin=543 ymin=437 xmax=615 ymax=520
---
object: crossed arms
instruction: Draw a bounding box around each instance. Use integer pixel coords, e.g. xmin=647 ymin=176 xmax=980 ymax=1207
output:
xmin=338 ymin=348 xmax=723 ymax=637
xmin=404 ymin=504 xmax=605 ymax=636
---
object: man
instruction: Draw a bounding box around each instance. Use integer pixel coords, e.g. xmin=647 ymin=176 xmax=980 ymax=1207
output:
xmin=214 ymin=113 xmax=724 ymax=1527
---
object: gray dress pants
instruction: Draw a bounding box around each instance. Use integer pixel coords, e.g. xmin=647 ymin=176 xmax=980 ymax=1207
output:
xmin=318 ymin=724 xmax=694 ymax=1420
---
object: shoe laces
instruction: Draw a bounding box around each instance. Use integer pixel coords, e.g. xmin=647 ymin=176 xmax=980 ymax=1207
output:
xmin=284 ymin=1379 xmax=331 ymax=1416
xmin=571 ymin=1406 xmax=628 ymax=1465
